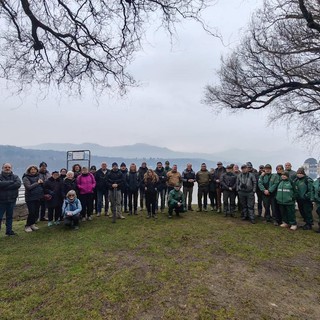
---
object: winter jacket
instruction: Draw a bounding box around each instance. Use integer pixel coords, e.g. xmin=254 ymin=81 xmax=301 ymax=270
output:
xmin=62 ymin=178 xmax=77 ymax=197
xmin=258 ymin=173 xmax=273 ymax=192
xmin=294 ymin=176 xmax=314 ymax=201
xmin=62 ymin=198 xmax=82 ymax=217
xmin=209 ymin=173 xmax=217 ymax=192
xmin=287 ymin=169 xmax=297 ymax=182
xmin=138 ymin=166 xmax=148 ymax=188
xmin=164 ymin=166 xmax=172 ymax=175
xmin=95 ymin=168 xmax=110 ymax=191
xmin=276 ymin=179 xmax=296 ymax=205
xmin=182 ymin=169 xmax=196 ymax=188
xmin=220 ymin=172 xmax=237 ymax=191
xmin=144 ymin=178 xmax=158 ymax=194
xmin=126 ymin=171 xmax=139 ymax=192
xmin=236 ymin=172 xmax=256 ymax=193
xmin=166 ymin=170 xmax=182 ymax=188
xmin=154 ymin=167 xmax=167 ymax=191
xmin=313 ymin=178 xmax=320 ymax=203
xmin=76 ymin=173 xmax=96 ymax=195
xmin=120 ymin=168 xmax=128 ymax=192
xmin=107 ymin=169 xmax=123 ymax=190
xmin=196 ymin=170 xmax=210 ymax=187
xmin=44 ymin=177 xmax=64 ymax=208
xmin=23 ymin=173 xmax=44 ymax=202
xmin=213 ymin=166 xmax=226 ymax=187
xmin=268 ymin=173 xmax=282 ymax=194
xmin=168 ymin=189 xmax=185 ymax=210
xmin=0 ymin=171 xmax=21 ymax=203
xmin=38 ymin=170 xmax=50 ymax=182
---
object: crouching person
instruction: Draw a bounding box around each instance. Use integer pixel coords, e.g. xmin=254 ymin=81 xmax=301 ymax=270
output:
xmin=62 ymin=190 xmax=82 ymax=230
xmin=276 ymin=171 xmax=297 ymax=231
xmin=168 ymin=183 xmax=185 ymax=218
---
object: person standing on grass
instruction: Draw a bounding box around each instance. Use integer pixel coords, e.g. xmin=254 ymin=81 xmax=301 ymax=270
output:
xmin=154 ymin=161 xmax=167 ymax=214
xmin=182 ymin=163 xmax=196 ymax=211
xmin=126 ymin=163 xmax=139 ymax=215
xmin=38 ymin=161 xmax=50 ymax=221
xmin=108 ymin=162 xmax=125 ymax=222
xmin=120 ymin=163 xmax=129 ymax=213
xmin=258 ymin=164 xmax=274 ymax=222
xmin=236 ymin=164 xmax=256 ymax=224
xmin=220 ymin=165 xmax=237 ymax=216
xmin=294 ymin=167 xmax=314 ymax=230
xmin=213 ymin=161 xmax=226 ymax=213
xmin=138 ymin=162 xmax=148 ymax=211
xmin=144 ymin=169 xmax=159 ymax=219
xmin=209 ymin=168 xmax=217 ymax=211
xmin=166 ymin=164 xmax=182 ymax=194
xmin=285 ymin=162 xmax=297 ymax=181
xmin=312 ymin=177 xmax=320 ymax=233
xmin=62 ymin=171 xmax=77 ymax=197
xmin=256 ymin=165 xmax=265 ymax=217
xmin=23 ymin=165 xmax=44 ymax=233
xmin=196 ymin=163 xmax=211 ymax=212
xmin=90 ymin=165 xmax=98 ymax=214
xmin=44 ymin=171 xmax=64 ymax=227
xmin=77 ymin=167 xmax=96 ymax=222
xmin=276 ymin=171 xmax=298 ymax=231
xmin=95 ymin=162 xmax=110 ymax=217
xmin=0 ymin=163 xmax=21 ymax=236
xmin=168 ymin=183 xmax=185 ymax=218
xmin=62 ymin=190 xmax=82 ymax=230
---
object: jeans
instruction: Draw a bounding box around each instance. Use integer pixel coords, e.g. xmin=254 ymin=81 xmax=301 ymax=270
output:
xmin=39 ymin=199 xmax=47 ymax=220
xmin=26 ymin=200 xmax=40 ymax=227
xmin=156 ymin=188 xmax=166 ymax=210
xmin=121 ymin=189 xmax=128 ymax=211
xmin=0 ymin=201 xmax=16 ymax=234
xmin=222 ymin=190 xmax=236 ymax=213
xmin=97 ymin=189 xmax=109 ymax=213
xmin=64 ymin=214 xmax=80 ymax=227
xmin=198 ymin=185 xmax=208 ymax=209
xmin=128 ymin=190 xmax=138 ymax=212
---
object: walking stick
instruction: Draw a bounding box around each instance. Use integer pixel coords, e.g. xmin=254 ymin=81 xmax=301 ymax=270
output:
xmin=112 ymin=187 xmax=116 ymax=223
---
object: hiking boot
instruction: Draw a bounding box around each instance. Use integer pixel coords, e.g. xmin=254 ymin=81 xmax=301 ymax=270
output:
xmin=25 ymin=226 xmax=33 ymax=233
xmin=153 ymin=214 xmax=158 ymax=219
xmin=40 ymin=217 xmax=48 ymax=221
xmin=203 ymin=208 xmax=208 ymax=212
xmin=250 ymin=219 xmax=256 ymax=224
xmin=30 ymin=224 xmax=39 ymax=231
xmin=48 ymin=221 xmax=54 ymax=227
xmin=217 ymin=208 xmax=221 ymax=213
xmin=290 ymin=225 xmax=297 ymax=231
xmin=168 ymin=215 xmax=172 ymax=219
xmin=5 ymin=230 xmax=17 ymax=236
xmin=302 ymin=224 xmax=312 ymax=230
xmin=119 ymin=215 xmax=125 ymax=219
xmin=280 ymin=223 xmax=289 ymax=228
xmin=128 ymin=211 xmax=132 ymax=216
xmin=74 ymin=226 xmax=79 ymax=231
xmin=87 ymin=216 xmax=93 ymax=221
xmin=134 ymin=210 xmax=138 ymax=215
xmin=81 ymin=217 xmax=86 ymax=222
xmin=147 ymin=214 xmax=151 ymax=219
xmin=54 ymin=220 xmax=60 ymax=225
xmin=197 ymin=208 xmax=202 ymax=212
xmin=96 ymin=212 xmax=101 ymax=217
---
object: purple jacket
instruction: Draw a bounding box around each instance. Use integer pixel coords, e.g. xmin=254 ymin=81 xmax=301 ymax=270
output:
xmin=76 ymin=173 xmax=96 ymax=195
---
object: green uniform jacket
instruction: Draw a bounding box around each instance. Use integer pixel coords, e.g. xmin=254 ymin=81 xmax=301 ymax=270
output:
xmin=293 ymin=176 xmax=314 ymax=200
xmin=276 ymin=180 xmax=296 ymax=205
xmin=258 ymin=173 xmax=272 ymax=192
xmin=313 ymin=178 xmax=320 ymax=203
xmin=168 ymin=189 xmax=185 ymax=210
xmin=268 ymin=173 xmax=282 ymax=194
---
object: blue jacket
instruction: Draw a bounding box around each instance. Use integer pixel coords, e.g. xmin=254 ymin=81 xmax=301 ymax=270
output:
xmin=62 ymin=198 xmax=82 ymax=217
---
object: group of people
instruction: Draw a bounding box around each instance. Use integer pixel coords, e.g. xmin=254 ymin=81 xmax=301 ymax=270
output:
xmin=0 ymin=159 xmax=320 ymax=236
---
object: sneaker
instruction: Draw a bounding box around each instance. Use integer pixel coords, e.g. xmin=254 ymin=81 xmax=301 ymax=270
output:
xmin=40 ymin=217 xmax=48 ymax=221
xmin=290 ymin=225 xmax=297 ymax=231
xmin=128 ymin=211 xmax=132 ymax=216
xmin=153 ymin=214 xmax=158 ymax=219
xmin=168 ymin=215 xmax=172 ymax=219
xmin=203 ymin=208 xmax=208 ymax=212
xmin=119 ymin=215 xmax=125 ymax=219
xmin=96 ymin=212 xmax=101 ymax=217
xmin=87 ymin=216 xmax=93 ymax=221
xmin=146 ymin=215 xmax=151 ymax=219
xmin=5 ymin=230 xmax=17 ymax=236
xmin=134 ymin=210 xmax=138 ymax=215
xmin=54 ymin=220 xmax=60 ymax=225
xmin=105 ymin=212 xmax=110 ymax=217
xmin=30 ymin=224 xmax=39 ymax=231
xmin=74 ymin=226 xmax=79 ymax=231
xmin=48 ymin=221 xmax=54 ymax=227
xmin=196 ymin=208 xmax=202 ymax=212
xmin=81 ymin=217 xmax=86 ymax=222
xmin=217 ymin=209 xmax=221 ymax=213
xmin=302 ymin=224 xmax=312 ymax=230
xmin=25 ymin=226 xmax=33 ymax=233
xmin=280 ymin=223 xmax=289 ymax=228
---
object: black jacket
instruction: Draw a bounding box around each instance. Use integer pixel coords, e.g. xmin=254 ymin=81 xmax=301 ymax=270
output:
xmin=145 ymin=178 xmax=158 ymax=194
xmin=126 ymin=171 xmax=139 ymax=192
xmin=138 ymin=166 xmax=148 ymax=188
xmin=107 ymin=169 xmax=123 ymax=190
xmin=182 ymin=169 xmax=196 ymax=188
xmin=44 ymin=177 xmax=64 ymax=208
xmin=95 ymin=168 xmax=110 ymax=191
xmin=220 ymin=172 xmax=237 ymax=191
xmin=0 ymin=171 xmax=21 ymax=203
xmin=154 ymin=167 xmax=167 ymax=191
xmin=23 ymin=173 xmax=44 ymax=202
xmin=120 ymin=168 xmax=128 ymax=192
xmin=62 ymin=178 xmax=77 ymax=197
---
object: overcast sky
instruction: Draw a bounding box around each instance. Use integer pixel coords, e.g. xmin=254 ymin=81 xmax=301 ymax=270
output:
xmin=0 ymin=0 xmax=314 ymax=168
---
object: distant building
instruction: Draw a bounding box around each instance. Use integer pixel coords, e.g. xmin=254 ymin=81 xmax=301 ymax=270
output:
xmin=303 ymin=158 xmax=318 ymax=179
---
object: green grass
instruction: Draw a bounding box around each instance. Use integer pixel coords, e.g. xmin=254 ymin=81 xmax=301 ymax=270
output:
xmin=1 ymin=209 xmax=320 ymax=320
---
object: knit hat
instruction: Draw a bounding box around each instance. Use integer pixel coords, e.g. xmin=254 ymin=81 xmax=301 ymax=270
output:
xmin=51 ymin=170 xmax=59 ymax=174
xmin=297 ymin=167 xmax=305 ymax=175
xmin=165 ymin=161 xmax=170 ymax=165
xmin=241 ymin=164 xmax=247 ymax=169
xmin=39 ymin=162 xmax=47 ymax=168
xmin=112 ymin=162 xmax=118 ymax=167
xmin=246 ymin=162 xmax=253 ymax=168
xmin=120 ymin=162 xmax=126 ymax=167
xmin=90 ymin=165 xmax=97 ymax=171
xmin=264 ymin=164 xmax=272 ymax=169
xmin=259 ymin=165 xmax=265 ymax=170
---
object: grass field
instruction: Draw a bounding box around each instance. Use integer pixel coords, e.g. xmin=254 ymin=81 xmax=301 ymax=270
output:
xmin=1 ymin=208 xmax=320 ymax=320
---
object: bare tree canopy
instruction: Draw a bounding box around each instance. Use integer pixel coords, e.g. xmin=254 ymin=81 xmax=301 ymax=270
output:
xmin=0 ymin=0 xmax=212 ymax=94
xmin=204 ymin=0 xmax=320 ymax=139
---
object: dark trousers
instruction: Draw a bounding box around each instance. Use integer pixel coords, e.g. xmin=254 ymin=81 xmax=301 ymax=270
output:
xmin=26 ymin=200 xmax=40 ymax=227
xmin=256 ymin=190 xmax=263 ymax=216
xmin=279 ymin=204 xmax=296 ymax=225
xmin=64 ymin=214 xmax=80 ymax=227
xmin=146 ymin=192 xmax=157 ymax=215
xmin=0 ymin=201 xmax=16 ymax=234
xmin=48 ymin=205 xmax=62 ymax=222
xmin=216 ymin=187 xmax=222 ymax=209
xmin=128 ymin=190 xmax=138 ymax=212
xmin=168 ymin=204 xmax=184 ymax=216
xmin=183 ymin=186 xmax=193 ymax=209
xmin=97 ymin=189 xmax=109 ymax=213
xmin=262 ymin=194 xmax=273 ymax=221
xmin=297 ymin=199 xmax=313 ymax=225
xmin=79 ymin=193 xmax=94 ymax=218
xmin=239 ymin=191 xmax=255 ymax=220
xmin=209 ymin=190 xmax=217 ymax=209
xmin=198 ymin=186 xmax=208 ymax=209
xmin=272 ymin=197 xmax=282 ymax=224
xmin=139 ymin=187 xmax=146 ymax=209
xmin=121 ymin=189 xmax=128 ymax=211
xmin=39 ymin=199 xmax=46 ymax=220
xmin=156 ymin=189 xmax=166 ymax=211
xmin=222 ymin=190 xmax=236 ymax=213
xmin=93 ymin=189 xmax=97 ymax=213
